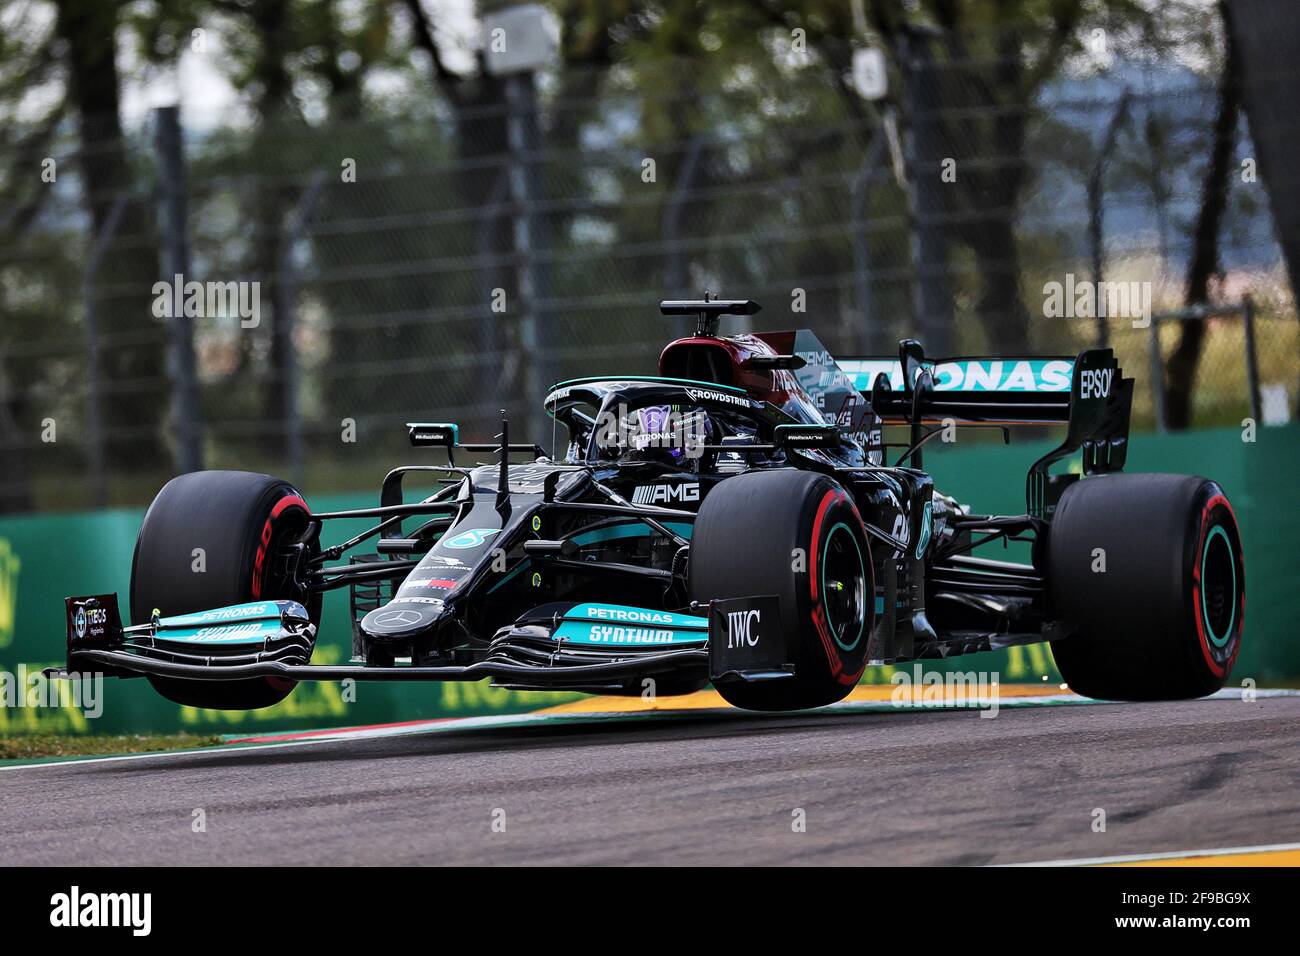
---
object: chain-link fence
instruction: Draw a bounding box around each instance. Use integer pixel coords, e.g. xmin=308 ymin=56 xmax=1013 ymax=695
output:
xmin=1 ymin=44 xmax=1296 ymax=513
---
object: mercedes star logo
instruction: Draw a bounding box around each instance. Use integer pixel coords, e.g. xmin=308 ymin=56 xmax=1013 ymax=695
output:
xmin=373 ymin=609 xmax=422 ymax=628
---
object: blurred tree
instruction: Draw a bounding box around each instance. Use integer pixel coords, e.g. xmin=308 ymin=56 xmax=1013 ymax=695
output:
xmin=130 ymin=0 xmax=401 ymax=450
xmin=53 ymin=0 xmax=168 ymax=469
xmin=401 ymin=0 xmax=654 ymax=419
xmin=403 ymin=0 xmax=515 ymax=413
xmin=867 ymin=0 xmax=1092 ymax=351
xmin=1165 ymin=0 xmax=1239 ymax=429
xmin=0 ymin=0 xmax=1264 ymax=510
xmin=0 ymin=5 xmax=73 ymax=511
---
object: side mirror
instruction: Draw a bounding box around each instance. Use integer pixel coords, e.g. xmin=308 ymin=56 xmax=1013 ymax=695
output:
xmin=406 ymin=422 xmax=459 ymax=448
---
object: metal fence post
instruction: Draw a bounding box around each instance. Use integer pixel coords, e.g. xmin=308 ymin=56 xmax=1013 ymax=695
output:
xmin=276 ymin=170 xmax=328 ymax=487
xmin=851 ymin=135 xmax=888 ymax=354
xmin=1088 ymin=90 xmax=1132 ymax=350
xmin=1148 ymin=315 xmax=1167 ymax=432
xmin=663 ymin=133 xmax=706 ymax=340
xmin=83 ymin=193 xmax=128 ymax=507
xmin=1241 ymin=294 xmax=1263 ymax=423
xmin=506 ymin=71 xmax=549 ymax=445
xmin=153 ymin=105 xmax=203 ymax=475
xmin=901 ymin=29 xmax=953 ymax=356
xmin=478 ymin=172 xmax=510 ymax=410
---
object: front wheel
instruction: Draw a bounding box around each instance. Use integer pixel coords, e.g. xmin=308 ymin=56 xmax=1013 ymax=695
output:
xmin=1048 ymin=472 xmax=1244 ymax=701
xmin=131 ymin=470 xmax=319 ymax=710
xmin=690 ymin=469 xmax=874 ymax=711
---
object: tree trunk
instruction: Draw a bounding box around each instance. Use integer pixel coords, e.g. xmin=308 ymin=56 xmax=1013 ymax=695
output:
xmin=1165 ymin=6 xmax=1240 ymax=430
xmin=250 ymin=0 xmax=300 ymax=453
xmin=954 ymin=24 xmax=1030 ymax=352
xmin=55 ymin=0 xmax=167 ymax=471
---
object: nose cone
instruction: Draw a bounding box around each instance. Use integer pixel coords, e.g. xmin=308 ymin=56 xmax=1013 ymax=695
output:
xmin=360 ymin=597 xmax=449 ymax=642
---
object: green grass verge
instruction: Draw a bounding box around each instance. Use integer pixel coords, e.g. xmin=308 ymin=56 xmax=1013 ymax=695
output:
xmin=0 ymin=733 xmax=223 ymax=760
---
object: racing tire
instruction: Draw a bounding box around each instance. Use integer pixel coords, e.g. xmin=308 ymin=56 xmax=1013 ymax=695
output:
xmin=131 ymin=470 xmax=319 ymax=710
xmin=1048 ymin=473 xmax=1244 ymax=701
xmin=690 ymin=469 xmax=874 ymax=711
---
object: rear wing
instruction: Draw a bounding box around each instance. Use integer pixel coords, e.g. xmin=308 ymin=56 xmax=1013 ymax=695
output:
xmin=840 ymin=340 xmax=1133 ymax=518
xmin=840 ymin=348 xmax=1080 ymax=424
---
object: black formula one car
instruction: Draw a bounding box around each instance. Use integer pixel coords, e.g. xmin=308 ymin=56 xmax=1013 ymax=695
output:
xmin=57 ymin=298 xmax=1245 ymax=711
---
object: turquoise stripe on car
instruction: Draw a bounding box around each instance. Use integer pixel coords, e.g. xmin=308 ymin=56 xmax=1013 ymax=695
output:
xmin=554 ymin=603 xmax=707 ymax=646
xmin=159 ymin=601 xmax=285 ymax=628
xmin=571 ymin=521 xmax=694 ymax=546
xmin=839 ymin=358 xmax=1075 ymax=393
xmin=157 ymin=618 xmax=285 ymax=645
xmin=547 ymin=375 xmax=749 ymax=394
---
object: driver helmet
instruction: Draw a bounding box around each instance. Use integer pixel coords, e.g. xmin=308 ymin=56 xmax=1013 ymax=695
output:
xmin=623 ymin=404 xmax=710 ymax=467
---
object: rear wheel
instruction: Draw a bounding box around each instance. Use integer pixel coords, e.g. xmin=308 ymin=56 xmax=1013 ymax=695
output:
xmin=1048 ymin=473 xmax=1244 ymax=700
xmin=131 ymin=470 xmax=319 ymax=710
xmin=690 ymin=469 xmax=874 ymax=711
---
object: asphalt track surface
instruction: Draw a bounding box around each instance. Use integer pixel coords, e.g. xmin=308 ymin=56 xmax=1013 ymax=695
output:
xmin=2 ymin=694 xmax=1297 ymax=866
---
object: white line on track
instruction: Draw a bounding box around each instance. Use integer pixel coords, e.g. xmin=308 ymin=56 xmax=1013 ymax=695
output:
xmin=1003 ymin=840 xmax=1300 ymax=867
xmin=0 ymin=712 xmax=556 ymax=772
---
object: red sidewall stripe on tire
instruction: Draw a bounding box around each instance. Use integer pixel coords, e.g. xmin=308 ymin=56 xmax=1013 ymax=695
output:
xmin=252 ymin=494 xmax=310 ymax=692
xmin=808 ymin=488 xmax=872 ymax=687
xmin=1192 ymin=493 xmax=1243 ymax=679
xmin=251 ymin=494 xmax=309 ymax=599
